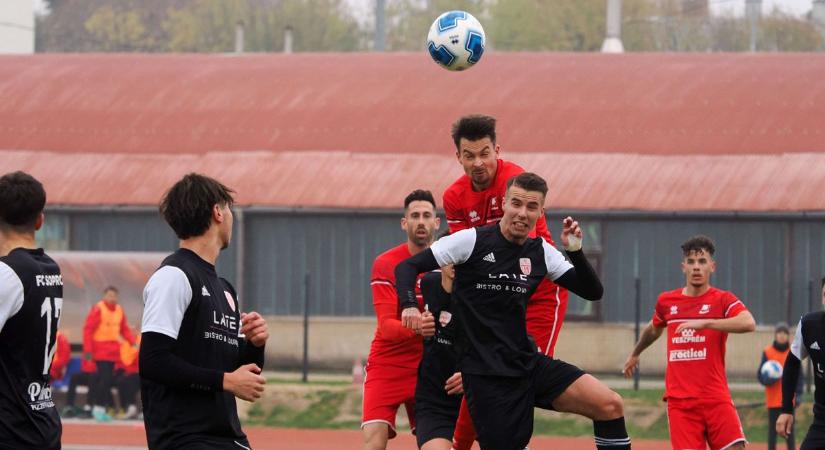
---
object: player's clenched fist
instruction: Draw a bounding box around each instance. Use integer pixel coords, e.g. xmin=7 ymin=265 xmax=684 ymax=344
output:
xmin=776 ymin=413 xmax=794 ymax=438
xmin=224 ymin=363 xmax=266 ymax=402
xmin=240 ymin=311 xmax=269 ymax=347
xmin=421 ymin=310 xmax=436 ymax=338
xmin=402 ymin=306 xmax=422 ymax=332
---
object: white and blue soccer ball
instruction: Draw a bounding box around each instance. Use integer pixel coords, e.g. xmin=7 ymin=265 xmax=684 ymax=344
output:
xmin=760 ymin=359 xmax=783 ymax=384
xmin=426 ymin=11 xmax=486 ymax=71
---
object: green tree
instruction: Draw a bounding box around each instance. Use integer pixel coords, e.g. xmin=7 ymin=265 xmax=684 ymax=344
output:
xmin=487 ymin=0 xmax=604 ymax=51
xmin=760 ymin=10 xmax=824 ymax=51
xmin=84 ymin=5 xmax=153 ymax=51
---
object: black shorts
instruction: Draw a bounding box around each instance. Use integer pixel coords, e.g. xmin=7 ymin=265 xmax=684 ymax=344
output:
xmin=414 ymin=370 xmax=462 ymax=447
xmin=802 ymin=419 xmax=825 ymax=450
xmin=463 ymin=355 xmax=585 ymax=450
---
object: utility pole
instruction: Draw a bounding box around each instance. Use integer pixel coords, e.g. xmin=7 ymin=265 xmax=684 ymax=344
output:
xmin=601 ymin=0 xmax=624 ymax=53
xmin=746 ymin=0 xmax=762 ymax=52
xmin=375 ymin=0 xmax=386 ymax=51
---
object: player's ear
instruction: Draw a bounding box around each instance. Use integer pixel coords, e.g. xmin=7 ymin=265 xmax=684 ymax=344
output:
xmin=34 ymin=212 xmax=44 ymax=231
xmin=494 ymin=144 xmax=501 ymax=157
xmin=213 ymin=204 xmax=223 ymax=223
xmin=434 ymin=217 xmax=441 ymax=229
xmin=400 ymin=216 xmax=407 ymax=230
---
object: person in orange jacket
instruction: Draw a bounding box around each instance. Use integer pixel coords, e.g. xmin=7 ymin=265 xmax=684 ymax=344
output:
xmin=49 ymin=330 xmax=71 ymax=382
xmin=114 ymin=331 xmax=140 ymax=419
xmin=82 ymin=286 xmax=135 ymax=421
xmin=759 ymin=322 xmax=803 ymax=450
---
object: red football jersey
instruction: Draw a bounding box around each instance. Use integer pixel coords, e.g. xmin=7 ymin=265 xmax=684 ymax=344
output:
xmin=442 ymin=159 xmax=568 ymax=355
xmin=652 ymin=287 xmax=748 ymax=400
xmin=367 ymin=243 xmax=424 ymax=369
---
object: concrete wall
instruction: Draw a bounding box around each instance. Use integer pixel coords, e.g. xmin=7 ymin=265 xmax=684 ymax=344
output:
xmin=263 ymin=316 xmax=777 ymax=379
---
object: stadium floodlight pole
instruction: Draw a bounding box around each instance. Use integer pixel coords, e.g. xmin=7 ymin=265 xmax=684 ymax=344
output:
xmin=284 ymin=26 xmax=293 ymax=54
xmin=601 ymin=0 xmax=624 ymax=53
xmin=302 ymin=272 xmax=310 ymax=383
xmin=375 ymin=0 xmax=386 ymax=51
xmin=234 ymin=21 xmax=244 ymax=54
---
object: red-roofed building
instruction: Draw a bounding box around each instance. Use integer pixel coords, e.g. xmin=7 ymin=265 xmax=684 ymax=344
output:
xmin=2 ymin=53 xmax=824 ymax=328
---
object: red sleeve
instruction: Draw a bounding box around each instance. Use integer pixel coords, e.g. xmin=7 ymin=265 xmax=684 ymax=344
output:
xmin=443 ymin=187 xmax=469 ymax=233
xmin=51 ymin=332 xmax=71 ymax=374
xmin=120 ymin=312 xmax=136 ymax=345
xmin=651 ymin=297 xmax=667 ymax=328
xmin=371 ymin=257 xmax=416 ymax=342
xmin=535 ymin=213 xmax=556 ymax=246
xmin=723 ymin=292 xmax=747 ymax=318
xmin=82 ymin=305 xmax=101 ymax=354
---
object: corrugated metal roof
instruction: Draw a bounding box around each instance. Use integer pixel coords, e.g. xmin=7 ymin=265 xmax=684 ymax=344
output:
xmin=1 ymin=53 xmax=824 ymax=155
xmin=3 ymin=149 xmax=825 ymax=211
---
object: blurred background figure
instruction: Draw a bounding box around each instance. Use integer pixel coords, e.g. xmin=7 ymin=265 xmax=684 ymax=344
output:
xmin=759 ymin=322 xmax=802 ymax=450
xmin=82 ymin=286 xmax=136 ymax=422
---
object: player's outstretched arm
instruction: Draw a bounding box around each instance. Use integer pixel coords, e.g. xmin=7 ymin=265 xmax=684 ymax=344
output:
xmin=622 ymin=321 xmax=664 ymax=378
xmin=395 ymin=249 xmax=440 ymax=331
xmin=552 ymin=217 xmax=603 ymax=301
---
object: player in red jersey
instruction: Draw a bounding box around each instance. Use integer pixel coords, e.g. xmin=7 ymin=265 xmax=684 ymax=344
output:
xmin=362 ymin=189 xmax=439 ymax=450
xmin=445 ymin=115 xmax=624 ymax=450
xmin=623 ymin=235 xmax=756 ymax=450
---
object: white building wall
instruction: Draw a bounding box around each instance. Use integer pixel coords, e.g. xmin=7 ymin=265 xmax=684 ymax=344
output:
xmin=0 ymin=0 xmax=34 ymax=54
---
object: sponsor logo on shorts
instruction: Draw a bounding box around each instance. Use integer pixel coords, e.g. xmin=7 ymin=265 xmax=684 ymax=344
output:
xmin=672 ymin=328 xmax=706 ymax=344
xmin=669 ymin=347 xmax=707 ymax=362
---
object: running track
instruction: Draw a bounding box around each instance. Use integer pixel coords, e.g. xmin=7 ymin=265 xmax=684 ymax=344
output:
xmin=63 ymin=420 xmax=770 ymax=449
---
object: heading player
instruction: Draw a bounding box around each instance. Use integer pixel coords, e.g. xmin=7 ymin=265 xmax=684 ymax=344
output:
xmin=623 ymin=235 xmax=756 ymax=450
xmin=0 ymin=171 xmax=63 ymax=450
xmin=362 ymin=189 xmax=439 ymax=450
xmin=140 ymin=173 xmax=269 ymax=449
xmin=398 ymin=173 xmax=630 ymax=450
xmin=776 ymin=277 xmax=825 ymax=449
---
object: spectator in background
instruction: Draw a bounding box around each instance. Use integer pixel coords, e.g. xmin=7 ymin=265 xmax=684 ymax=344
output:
xmin=82 ymin=286 xmax=136 ymax=422
xmin=61 ymin=357 xmax=95 ymax=419
xmin=760 ymin=322 xmax=802 ymax=450
xmin=115 ymin=329 xmax=140 ymax=419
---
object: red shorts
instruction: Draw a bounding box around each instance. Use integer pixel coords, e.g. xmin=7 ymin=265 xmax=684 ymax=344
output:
xmin=525 ymin=280 xmax=568 ymax=356
xmin=361 ymin=364 xmax=417 ymax=438
xmin=667 ymin=397 xmax=746 ymax=450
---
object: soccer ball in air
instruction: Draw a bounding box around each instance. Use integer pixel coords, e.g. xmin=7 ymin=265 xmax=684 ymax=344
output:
xmin=426 ymin=11 xmax=486 ymax=71
xmin=760 ymin=359 xmax=783 ymax=384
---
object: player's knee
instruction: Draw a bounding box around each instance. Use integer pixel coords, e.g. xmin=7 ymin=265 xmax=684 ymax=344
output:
xmin=596 ymin=390 xmax=624 ymax=420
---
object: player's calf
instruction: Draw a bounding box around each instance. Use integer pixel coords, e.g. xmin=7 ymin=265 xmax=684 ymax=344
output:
xmin=362 ymin=423 xmax=391 ymax=450
xmin=550 ymin=375 xmax=630 ymax=449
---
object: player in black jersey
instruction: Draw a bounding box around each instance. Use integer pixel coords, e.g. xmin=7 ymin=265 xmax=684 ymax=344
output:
xmin=777 ymin=276 xmax=825 ymax=449
xmin=140 ymin=173 xmax=270 ymax=450
xmin=396 ymin=173 xmax=631 ymax=450
xmin=0 ymin=171 xmax=63 ymax=450
xmin=415 ymin=265 xmax=463 ymax=450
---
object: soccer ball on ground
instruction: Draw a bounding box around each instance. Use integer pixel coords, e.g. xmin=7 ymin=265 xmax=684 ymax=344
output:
xmin=760 ymin=359 xmax=783 ymax=384
xmin=426 ymin=10 xmax=486 ymax=71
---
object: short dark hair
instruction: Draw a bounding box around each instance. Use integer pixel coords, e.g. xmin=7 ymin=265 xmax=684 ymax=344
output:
xmin=506 ymin=172 xmax=548 ymax=198
xmin=103 ymin=286 xmax=119 ymax=295
xmin=404 ymin=189 xmax=436 ymax=210
xmin=681 ymin=235 xmax=715 ymax=257
xmin=160 ymin=173 xmax=235 ymax=240
xmin=0 ymin=171 xmax=46 ymax=232
xmin=451 ymin=114 xmax=496 ymax=150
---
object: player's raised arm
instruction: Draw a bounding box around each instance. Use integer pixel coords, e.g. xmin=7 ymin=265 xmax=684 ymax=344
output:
xmin=547 ymin=217 xmax=603 ymax=301
xmin=396 ymin=228 xmax=476 ymax=331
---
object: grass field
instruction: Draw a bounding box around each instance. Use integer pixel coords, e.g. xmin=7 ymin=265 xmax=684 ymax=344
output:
xmin=244 ymin=378 xmax=814 ymax=444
